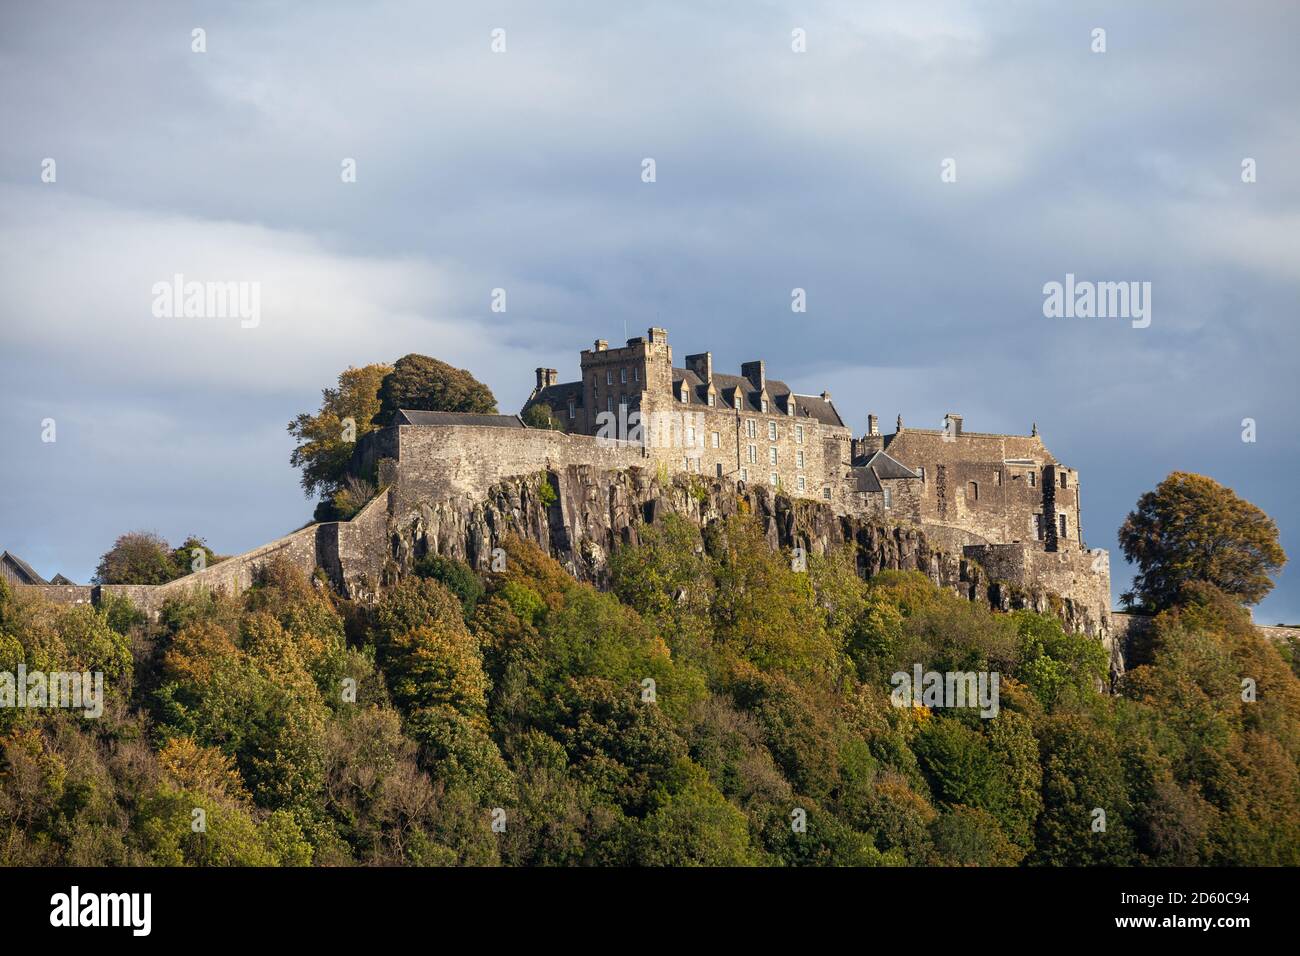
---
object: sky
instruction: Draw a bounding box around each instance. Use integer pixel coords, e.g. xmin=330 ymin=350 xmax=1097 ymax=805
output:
xmin=1 ymin=1 xmax=1297 ymax=621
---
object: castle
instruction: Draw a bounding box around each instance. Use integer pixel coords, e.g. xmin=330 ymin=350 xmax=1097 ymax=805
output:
xmin=522 ymin=327 xmax=1088 ymax=559
xmin=6 ymin=325 xmax=1113 ymax=661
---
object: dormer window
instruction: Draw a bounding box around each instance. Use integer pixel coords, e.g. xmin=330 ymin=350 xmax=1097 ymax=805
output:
xmin=760 ymin=399 xmax=768 ymax=413
xmin=707 ymin=393 xmax=715 ymax=407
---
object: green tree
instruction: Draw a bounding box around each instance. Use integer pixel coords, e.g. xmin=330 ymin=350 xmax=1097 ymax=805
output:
xmin=1119 ymin=471 xmax=1286 ymax=611
xmin=94 ymin=531 xmax=177 ymax=585
xmin=522 ymin=403 xmax=562 ymax=430
xmin=376 ymin=354 xmax=497 ymax=424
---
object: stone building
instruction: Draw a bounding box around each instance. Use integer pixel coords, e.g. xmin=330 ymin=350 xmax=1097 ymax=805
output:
xmin=853 ymin=413 xmax=1085 ymax=554
xmin=523 ymin=328 xmax=1087 ymax=558
xmin=525 ymin=327 xmax=852 ymax=502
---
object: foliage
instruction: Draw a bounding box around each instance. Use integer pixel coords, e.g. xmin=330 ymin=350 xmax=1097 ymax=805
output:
xmin=376 ymin=354 xmax=497 ymax=424
xmin=522 ymin=404 xmax=562 ymax=430
xmin=287 ymin=363 xmax=391 ymax=499
xmin=93 ymin=531 xmax=222 ymax=585
xmin=1119 ymin=471 xmax=1286 ymax=611
xmin=6 ymin=499 xmax=1300 ymax=867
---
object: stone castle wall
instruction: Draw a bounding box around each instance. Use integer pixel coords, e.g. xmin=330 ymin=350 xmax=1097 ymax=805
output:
xmin=14 ymin=418 xmax=1118 ymax=670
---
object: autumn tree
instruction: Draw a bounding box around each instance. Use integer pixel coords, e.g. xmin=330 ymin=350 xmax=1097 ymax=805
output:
xmin=287 ymin=363 xmax=391 ymax=501
xmin=1119 ymin=472 xmax=1286 ymax=611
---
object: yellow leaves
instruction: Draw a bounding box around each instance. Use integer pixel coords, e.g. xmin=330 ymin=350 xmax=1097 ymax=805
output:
xmin=159 ymin=736 xmax=250 ymax=805
xmin=163 ymin=621 xmax=239 ymax=685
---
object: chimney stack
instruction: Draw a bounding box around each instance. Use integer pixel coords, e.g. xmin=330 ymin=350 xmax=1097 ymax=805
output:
xmin=944 ymin=413 xmax=963 ymax=436
xmin=593 ymin=339 xmax=608 ymax=352
xmin=742 ymin=360 xmax=766 ymax=392
xmin=685 ymin=352 xmax=713 ymax=382
xmin=868 ymin=413 xmax=879 ymax=436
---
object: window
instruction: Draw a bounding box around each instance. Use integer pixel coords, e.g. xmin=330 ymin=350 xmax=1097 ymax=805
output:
xmin=680 ymin=387 xmax=688 ymax=404
xmin=634 ymin=368 xmax=640 ymax=382
xmin=768 ymin=447 xmax=777 ymax=465
xmin=770 ymin=472 xmax=778 ymax=486
xmin=1059 ymin=514 xmax=1068 ymax=538
xmin=716 ymin=463 xmax=723 ymax=478
xmin=746 ymin=420 xmax=756 ymax=439
xmin=768 ymin=421 xmax=777 ymax=441
xmin=761 ymin=399 xmax=768 ymax=413
xmin=1028 ymin=471 xmax=1036 ymax=487
xmin=796 ymin=425 xmax=804 ymax=444
xmin=711 ymin=431 xmax=720 ymax=448
xmin=995 ymin=470 xmax=1002 ymax=486
xmin=967 ymin=481 xmax=979 ymax=502
xmin=607 ymin=396 xmax=614 ymax=413
xmin=1034 ymin=515 xmax=1045 ymax=540
xmin=797 ymin=476 xmax=806 ymax=492
xmin=686 ymin=425 xmax=696 ymax=447
xmin=1060 ymin=473 xmax=1068 ymax=489
xmin=740 ymin=468 xmax=749 ymax=481
xmin=747 ymin=444 xmax=757 ymax=463
xmin=787 ymin=401 xmax=794 ymax=416
xmin=620 ymin=368 xmax=627 ymax=384
xmin=707 ymin=393 xmax=715 ymax=407
xmin=919 ymin=466 xmax=926 ymax=482
xmin=796 ymin=450 xmax=805 ymax=469
xmin=568 ymin=401 xmax=575 ymax=420
xmin=823 ymin=487 xmax=831 ymax=500
xmin=883 ymin=488 xmax=893 ymax=509
xmin=606 ymin=370 xmax=613 ymax=385
xmin=734 ymin=394 xmax=742 ymax=409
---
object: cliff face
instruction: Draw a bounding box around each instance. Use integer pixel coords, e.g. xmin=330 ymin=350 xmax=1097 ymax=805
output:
xmin=379 ymin=463 xmax=1119 ymax=674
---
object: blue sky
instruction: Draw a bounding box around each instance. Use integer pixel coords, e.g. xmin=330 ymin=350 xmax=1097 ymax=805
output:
xmin=2 ymin=1 xmax=1297 ymax=621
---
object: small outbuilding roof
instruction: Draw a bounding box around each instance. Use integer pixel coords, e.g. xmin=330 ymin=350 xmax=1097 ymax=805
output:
xmin=395 ymin=410 xmax=526 ymax=428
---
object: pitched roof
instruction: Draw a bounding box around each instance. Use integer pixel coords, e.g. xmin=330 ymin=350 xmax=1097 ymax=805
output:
xmin=395 ymin=410 xmax=526 ymax=428
xmin=0 ymin=551 xmax=47 ymax=585
xmin=522 ymin=381 xmax=584 ymax=413
xmin=859 ymin=449 xmax=921 ymax=480
xmin=50 ymin=573 xmax=76 ymax=585
xmin=850 ymin=450 xmax=921 ymax=493
xmin=670 ymin=370 xmax=845 ymax=427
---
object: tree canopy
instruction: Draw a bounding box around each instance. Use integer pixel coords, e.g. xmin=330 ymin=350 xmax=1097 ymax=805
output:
xmin=376 ymin=354 xmax=497 ymax=424
xmin=1119 ymin=471 xmax=1286 ymax=611
xmin=94 ymin=532 xmax=222 ymax=585
xmin=288 ymin=357 xmax=497 ymax=520
xmin=7 ymin=500 xmax=1299 ymax=867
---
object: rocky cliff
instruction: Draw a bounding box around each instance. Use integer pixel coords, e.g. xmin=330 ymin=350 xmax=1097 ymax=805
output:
xmin=378 ymin=463 xmax=1119 ymax=675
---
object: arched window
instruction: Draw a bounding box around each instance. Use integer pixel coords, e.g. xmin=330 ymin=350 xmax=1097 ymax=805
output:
xmin=967 ymin=480 xmax=979 ymax=502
